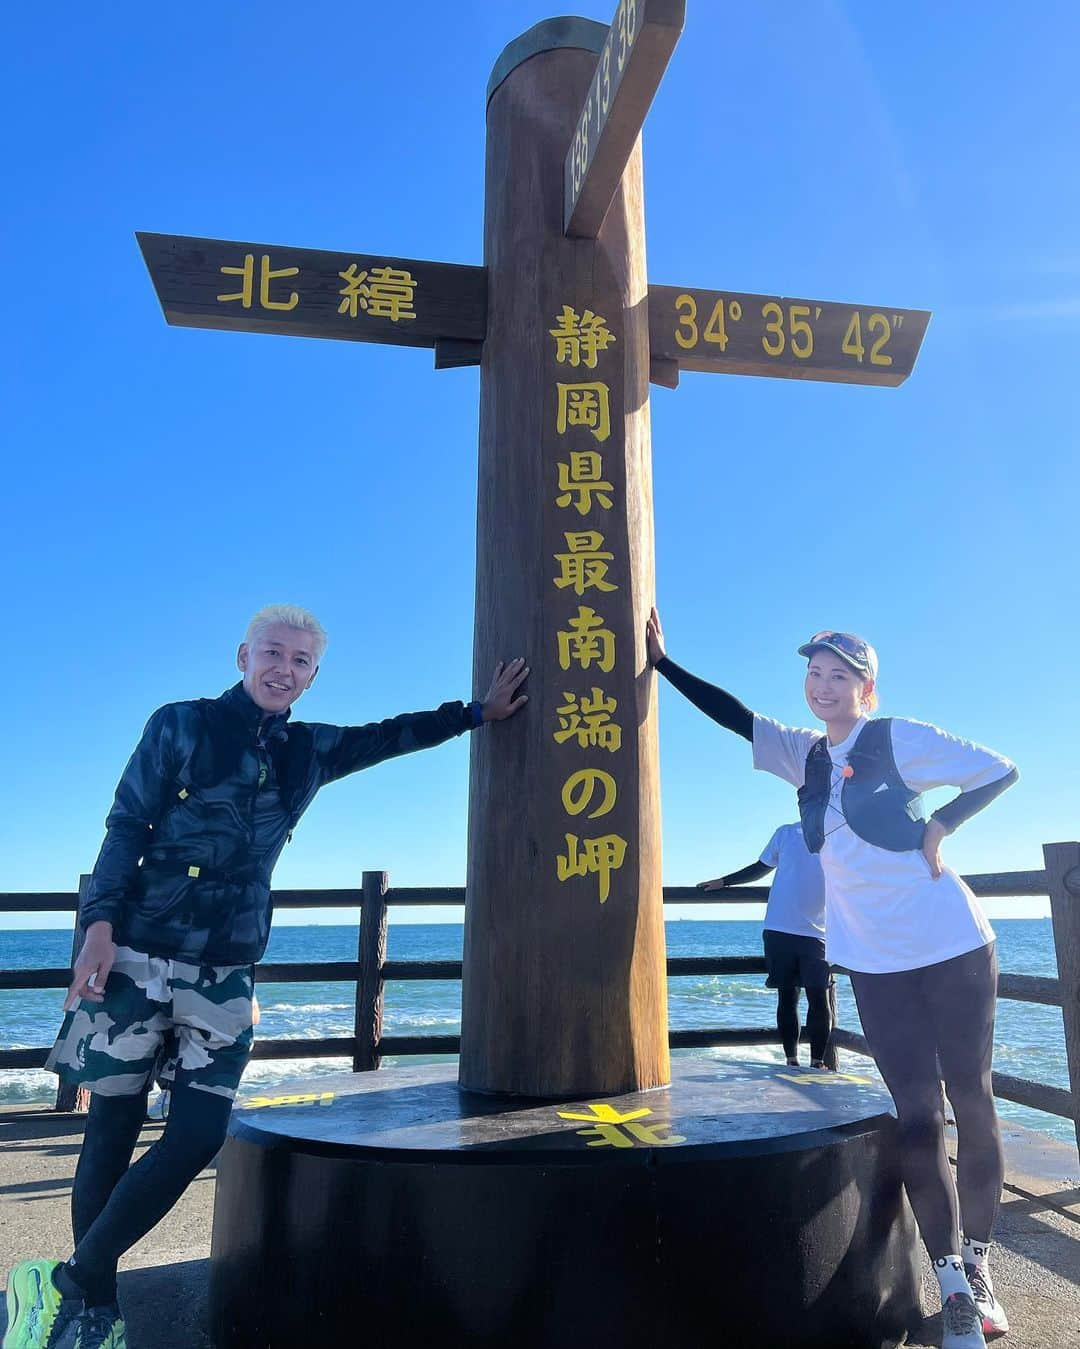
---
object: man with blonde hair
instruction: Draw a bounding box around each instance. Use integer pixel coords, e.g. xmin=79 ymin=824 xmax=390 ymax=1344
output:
xmin=3 ymin=606 xmax=528 ymax=1349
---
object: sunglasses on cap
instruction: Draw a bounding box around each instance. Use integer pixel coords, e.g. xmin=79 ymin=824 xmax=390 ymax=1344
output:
xmin=798 ymin=630 xmax=877 ymax=675
xmin=808 ymin=631 xmax=865 ymax=658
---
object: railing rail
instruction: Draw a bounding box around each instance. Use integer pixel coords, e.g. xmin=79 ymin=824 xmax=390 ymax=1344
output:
xmin=0 ymin=870 xmax=1052 ymax=914
xmin=1 ymin=852 xmax=1077 ymax=1152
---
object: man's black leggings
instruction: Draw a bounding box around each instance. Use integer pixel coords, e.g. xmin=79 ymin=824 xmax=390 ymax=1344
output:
xmin=775 ymin=985 xmax=833 ymax=1062
xmin=849 ymin=941 xmax=1004 ymax=1259
xmin=68 ymin=1079 xmax=233 ymax=1304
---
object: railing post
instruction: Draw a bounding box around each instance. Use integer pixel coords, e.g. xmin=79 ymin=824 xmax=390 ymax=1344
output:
xmin=354 ymin=870 xmax=389 ymax=1072
xmin=822 ymin=982 xmax=839 ymax=1071
xmin=54 ymin=875 xmax=91 ymax=1113
xmin=1043 ymin=841 xmax=1080 ymax=1155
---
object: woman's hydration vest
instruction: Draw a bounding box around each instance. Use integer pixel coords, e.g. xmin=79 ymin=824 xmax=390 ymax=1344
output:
xmin=798 ymin=718 xmax=927 ymax=854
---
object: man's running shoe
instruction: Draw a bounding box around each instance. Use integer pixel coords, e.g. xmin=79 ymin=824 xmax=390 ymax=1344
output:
xmin=966 ymin=1265 xmax=1009 ymax=1339
xmin=942 ymin=1291 xmax=987 ymax=1349
xmin=2 ymin=1260 xmax=80 ymax=1349
xmin=73 ymin=1304 xmax=125 ymax=1349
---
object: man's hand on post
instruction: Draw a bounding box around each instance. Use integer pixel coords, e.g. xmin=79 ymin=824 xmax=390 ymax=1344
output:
xmin=480 ymin=657 xmax=530 ymax=722
xmin=64 ymin=921 xmax=116 ymax=1010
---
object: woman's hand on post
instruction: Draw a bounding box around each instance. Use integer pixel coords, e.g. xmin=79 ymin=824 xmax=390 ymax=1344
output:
xmin=697 ymin=876 xmax=728 ymax=892
xmin=922 ymin=818 xmax=947 ymax=880
xmin=481 ymin=658 xmax=530 ymax=722
xmin=646 ymin=606 xmax=667 ymax=667
xmin=64 ymin=922 xmax=116 ymax=1010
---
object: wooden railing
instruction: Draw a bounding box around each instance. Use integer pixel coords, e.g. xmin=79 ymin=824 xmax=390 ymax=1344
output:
xmin=2 ymin=843 xmax=1077 ymax=1151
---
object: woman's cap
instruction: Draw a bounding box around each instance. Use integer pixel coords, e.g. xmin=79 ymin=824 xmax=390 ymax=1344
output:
xmin=798 ymin=630 xmax=878 ymax=679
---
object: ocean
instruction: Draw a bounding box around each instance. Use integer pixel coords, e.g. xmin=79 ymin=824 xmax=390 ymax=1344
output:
xmin=1 ymin=919 xmax=1071 ymax=1143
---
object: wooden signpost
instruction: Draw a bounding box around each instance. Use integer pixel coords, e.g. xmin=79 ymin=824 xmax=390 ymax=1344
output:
xmin=139 ymin=2 xmax=930 ymax=1101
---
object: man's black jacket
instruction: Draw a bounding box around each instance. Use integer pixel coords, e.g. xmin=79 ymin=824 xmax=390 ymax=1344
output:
xmin=80 ymin=682 xmax=476 ymax=964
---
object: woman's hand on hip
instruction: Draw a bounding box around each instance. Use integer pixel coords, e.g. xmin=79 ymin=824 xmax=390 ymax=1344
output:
xmin=922 ymin=818 xmax=948 ymax=880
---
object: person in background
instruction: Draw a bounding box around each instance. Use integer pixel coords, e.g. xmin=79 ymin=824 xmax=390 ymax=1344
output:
xmin=647 ymin=609 xmax=1017 ymax=1349
xmin=699 ymin=822 xmax=832 ymax=1068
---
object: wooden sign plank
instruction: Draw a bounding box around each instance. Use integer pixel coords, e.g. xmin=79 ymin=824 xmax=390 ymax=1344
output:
xmin=564 ymin=0 xmax=685 ymax=239
xmin=136 ymin=232 xmax=486 ymax=350
xmin=649 ymin=285 xmax=931 ymax=387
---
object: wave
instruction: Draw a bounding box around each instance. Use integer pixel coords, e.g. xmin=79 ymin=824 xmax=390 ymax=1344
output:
xmin=0 ymin=1069 xmax=58 ymax=1105
xmin=384 ymin=1013 xmax=461 ymax=1030
xmin=260 ymin=1003 xmax=351 ymax=1014
xmin=238 ymin=1057 xmax=351 ymax=1084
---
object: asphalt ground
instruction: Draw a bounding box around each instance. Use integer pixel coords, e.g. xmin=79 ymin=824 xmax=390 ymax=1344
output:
xmin=0 ymin=1106 xmax=1076 ymax=1348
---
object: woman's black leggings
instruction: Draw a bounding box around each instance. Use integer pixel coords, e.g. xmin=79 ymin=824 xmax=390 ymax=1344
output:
xmin=775 ymin=985 xmax=833 ymax=1062
xmin=69 ymin=1080 xmax=233 ymax=1304
xmin=849 ymin=941 xmax=1004 ymax=1259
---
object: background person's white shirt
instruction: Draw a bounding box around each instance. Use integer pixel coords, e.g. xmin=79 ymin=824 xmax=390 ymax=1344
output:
xmin=752 ymin=714 xmax=1013 ymax=974
xmin=759 ymin=823 xmax=825 ymax=940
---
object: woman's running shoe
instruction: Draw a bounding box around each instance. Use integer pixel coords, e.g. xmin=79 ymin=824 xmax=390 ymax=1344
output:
xmin=2 ymin=1260 xmax=80 ymax=1349
xmin=966 ymin=1266 xmax=1009 ymax=1339
xmin=942 ymin=1291 xmax=987 ymax=1348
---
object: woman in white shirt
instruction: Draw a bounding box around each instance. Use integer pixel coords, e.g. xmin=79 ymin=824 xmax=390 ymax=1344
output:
xmin=647 ymin=610 xmax=1018 ymax=1349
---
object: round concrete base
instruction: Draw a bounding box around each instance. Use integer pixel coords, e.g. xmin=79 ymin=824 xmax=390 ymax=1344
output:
xmin=209 ymin=1058 xmax=920 ymax=1348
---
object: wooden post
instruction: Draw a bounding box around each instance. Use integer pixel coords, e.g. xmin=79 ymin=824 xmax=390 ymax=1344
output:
xmin=354 ymin=870 xmax=388 ymax=1072
xmin=1043 ymin=841 xmax=1080 ymax=1154
xmin=461 ymin=21 xmax=669 ymax=1098
xmin=54 ymin=875 xmax=91 ymax=1113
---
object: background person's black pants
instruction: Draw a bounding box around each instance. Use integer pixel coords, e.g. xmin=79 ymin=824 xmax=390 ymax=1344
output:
xmin=850 ymin=941 xmax=1004 ymax=1259
xmin=764 ymin=929 xmax=834 ymax=1062
xmin=775 ymin=984 xmax=833 ymax=1062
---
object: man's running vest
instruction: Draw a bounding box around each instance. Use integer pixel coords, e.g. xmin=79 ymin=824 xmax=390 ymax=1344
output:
xmin=798 ymin=718 xmax=927 ymax=854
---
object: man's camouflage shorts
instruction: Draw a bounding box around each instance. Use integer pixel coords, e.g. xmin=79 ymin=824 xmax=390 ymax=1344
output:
xmin=45 ymin=946 xmax=255 ymax=1100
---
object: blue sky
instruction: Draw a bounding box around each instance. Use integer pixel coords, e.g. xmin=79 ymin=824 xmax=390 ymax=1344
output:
xmin=2 ymin=2 xmax=1076 ymax=928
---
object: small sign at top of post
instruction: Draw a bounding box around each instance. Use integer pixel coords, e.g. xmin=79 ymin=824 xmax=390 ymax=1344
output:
xmin=564 ymin=0 xmax=685 ymax=238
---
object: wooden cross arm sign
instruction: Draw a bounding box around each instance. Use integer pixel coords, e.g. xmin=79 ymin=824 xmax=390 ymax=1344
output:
xmin=564 ymin=0 xmax=686 ymax=238
xmin=649 ymin=285 xmax=932 ymax=388
xmin=136 ymin=232 xmax=486 ymax=362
